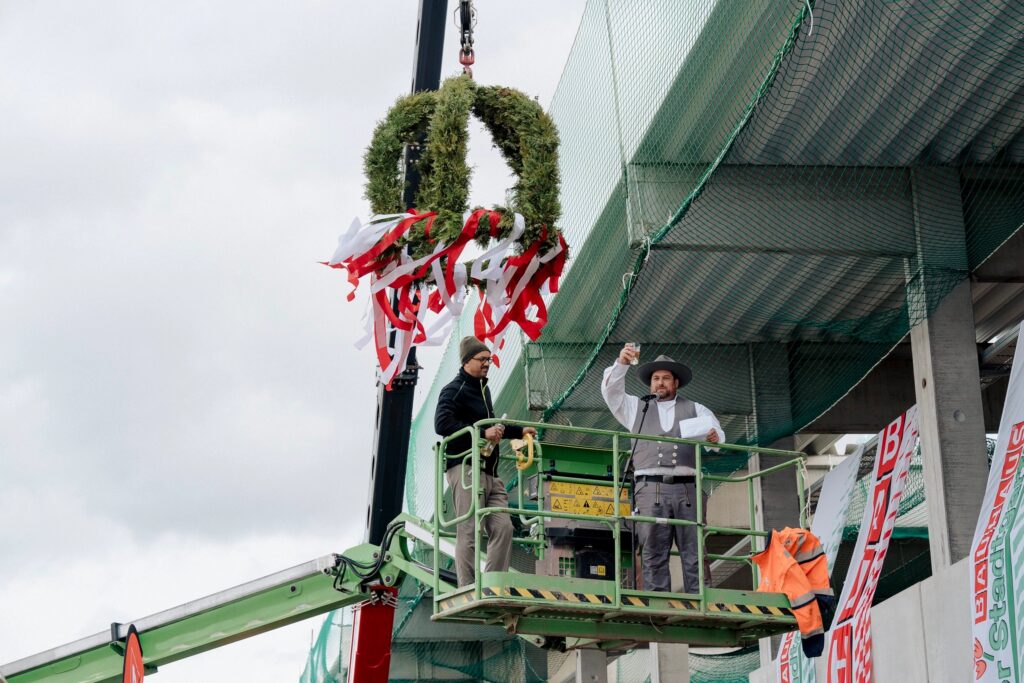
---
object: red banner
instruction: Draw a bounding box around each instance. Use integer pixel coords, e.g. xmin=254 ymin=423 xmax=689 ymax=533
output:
xmin=826 ymin=407 xmax=919 ymax=683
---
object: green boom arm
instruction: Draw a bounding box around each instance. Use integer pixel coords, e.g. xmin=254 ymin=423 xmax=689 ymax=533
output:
xmin=2 ymin=518 xmax=448 ymax=683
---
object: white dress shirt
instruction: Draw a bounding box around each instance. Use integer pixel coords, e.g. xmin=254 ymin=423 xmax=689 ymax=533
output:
xmin=601 ymin=362 xmax=724 ymax=475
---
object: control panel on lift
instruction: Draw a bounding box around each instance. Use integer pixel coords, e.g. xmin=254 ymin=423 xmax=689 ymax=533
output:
xmin=519 ymin=442 xmax=635 ymax=586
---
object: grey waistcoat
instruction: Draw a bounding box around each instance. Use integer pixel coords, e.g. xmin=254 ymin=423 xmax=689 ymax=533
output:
xmin=631 ymin=397 xmax=697 ymax=471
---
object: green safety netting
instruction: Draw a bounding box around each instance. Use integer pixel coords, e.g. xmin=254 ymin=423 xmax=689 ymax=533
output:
xmin=612 ymin=646 xmax=761 ymax=683
xmin=495 ymin=0 xmax=1023 ymax=464
xmin=841 ymin=437 xmax=997 ymax=541
xmin=612 ymin=648 xmax=652 ymax=683
xmin=690 ymin=646 xmax=763 ymax=683
xmin=842 ymin=440 xmax=928 ymax=542
xmin=305 ymin=0 xmax=1023 ymax=679
xmin=406 ymin=303 xmax=479 ymax=521
xmin=299 ymin=609 xmax=348 ymax=683
xmin=387 ymin=570 xmax=551 ymax=683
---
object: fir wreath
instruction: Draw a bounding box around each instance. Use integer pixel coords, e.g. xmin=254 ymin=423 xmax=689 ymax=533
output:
xmin=362 ymin=75 xmax=562 ymax=264
xmin=326 ymin=75 xmax=567 ymax=386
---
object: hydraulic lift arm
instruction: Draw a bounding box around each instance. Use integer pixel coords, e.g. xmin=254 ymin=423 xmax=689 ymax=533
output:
xmin=1 ymin=521 xmax=449 ymax=683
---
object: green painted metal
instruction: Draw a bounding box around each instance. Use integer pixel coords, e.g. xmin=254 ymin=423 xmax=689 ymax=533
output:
xmin=9 ymin=417 xmax=804 ymax=682
xmin=4 ymin=421 xmax=796 ymax=683
xmin=387 ymin=513 xmax=458 ymax=592
xmin=430 ymin=418 xmax=804 ymax=644
xmin=527 ymin=441 xmax=627 ymax=478
xmin=5 ymin=545 xmax=399 ymax=683
xmin=696 ymin=444 xmax=706 ymax=600
xmin=509 ymin=618 xmax=745 ymax=647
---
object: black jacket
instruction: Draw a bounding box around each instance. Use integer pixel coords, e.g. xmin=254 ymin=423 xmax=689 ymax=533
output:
xmin=435 ymin=368 xmax=524 ymax=475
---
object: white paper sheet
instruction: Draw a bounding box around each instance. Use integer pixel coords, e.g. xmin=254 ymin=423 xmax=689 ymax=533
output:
xmin=678 ymin=416 xmax=713 ymax=440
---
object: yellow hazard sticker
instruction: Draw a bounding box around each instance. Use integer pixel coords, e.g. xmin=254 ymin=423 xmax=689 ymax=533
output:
xmin=549 ymin=481 xmax=629 ymax=499
xmin=547 ymin=481 xmax=630 ymax=517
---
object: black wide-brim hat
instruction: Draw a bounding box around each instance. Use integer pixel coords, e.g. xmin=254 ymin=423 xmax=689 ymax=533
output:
xmin=638 ymin=355 xmax=693 ymax=387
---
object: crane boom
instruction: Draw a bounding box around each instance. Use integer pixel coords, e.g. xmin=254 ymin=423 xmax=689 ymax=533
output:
xmin=2 ymin=548 xmax=377 ymax=683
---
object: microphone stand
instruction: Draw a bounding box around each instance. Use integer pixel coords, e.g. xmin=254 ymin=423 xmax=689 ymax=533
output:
xmin=622 ymin=394 xmax=655 ymax=590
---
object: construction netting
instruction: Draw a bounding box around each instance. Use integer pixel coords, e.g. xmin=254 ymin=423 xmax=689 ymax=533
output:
xmin=405 ymin=301 xmax=478 ymax=521
xmin=842 ymin=440 xmax=928 ymax=542
xmin=299 ymin=609 xmax=349 ymax=683
xmin=388 ymin=584 xmax=552 ymax=682
xmin=387 ymin=537 xmax=553 ymax=683
xmin=612 ymin=646 xmax=761 ymax=683
xmin=301 ymin=573 xmax=558 ymax=683
xmin=690 ymin=647 xmax=763 ymax=683
xmin=305 ymin=0 xmax=1023 ymax=679
xmin=497 ymin=0 xmax=1023 ymax=456
xmin=842 ymin=437 xmax=996 ymax=541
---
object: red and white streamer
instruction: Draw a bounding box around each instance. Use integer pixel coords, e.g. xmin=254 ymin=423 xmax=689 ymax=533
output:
xmin=325 ymin=209 xmax=566 ymax=388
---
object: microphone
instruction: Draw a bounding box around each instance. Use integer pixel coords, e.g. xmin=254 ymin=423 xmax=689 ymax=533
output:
xmin=640 ymin=393 xmax=658 ymax=403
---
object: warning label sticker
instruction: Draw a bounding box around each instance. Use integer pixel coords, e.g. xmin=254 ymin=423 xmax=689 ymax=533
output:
xmin=547 ymin=481 xmax=630 ymax=517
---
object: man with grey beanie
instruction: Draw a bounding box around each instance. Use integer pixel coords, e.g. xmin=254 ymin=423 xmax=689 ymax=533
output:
xmin=435 ymin=336 xmax=537 ymax=587
xmin=602 ymin=344 xmax=724 ymax=594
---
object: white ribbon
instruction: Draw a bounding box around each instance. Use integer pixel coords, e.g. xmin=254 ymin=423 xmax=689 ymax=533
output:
xmin=328 ymin=213 xmax=407 ymax=266
xmin=331 ymin=211 xmax=562 ymax=382
xmin=370 ymin=240 xmax=448 ymax=293
xmin=470 ymin=213 xmax=525 ymax=282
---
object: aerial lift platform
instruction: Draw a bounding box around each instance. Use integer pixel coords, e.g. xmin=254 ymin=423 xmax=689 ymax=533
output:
xmin=428 ymin=420 xmax=803 ymax=651
xmin=1 ymin=421 xmax=805 ymax=682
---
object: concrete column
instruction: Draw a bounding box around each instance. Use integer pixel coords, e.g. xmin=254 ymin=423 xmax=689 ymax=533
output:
xmin=911 ymin=281 xmax=988 ymax=569
xmin=650 ymin=642 xmax=690 ymax=683
xmin=908 ymin=168 xmax=988 ymax=571
xmin=574 ymin=649 xmax=608 ymax=683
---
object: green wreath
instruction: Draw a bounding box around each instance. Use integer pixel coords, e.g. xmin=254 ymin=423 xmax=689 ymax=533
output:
xmin=363 ymin=75 xmax=561 ymax=261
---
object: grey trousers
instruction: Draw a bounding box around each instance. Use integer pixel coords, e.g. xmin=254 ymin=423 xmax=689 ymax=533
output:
xmin=634 ymin=479 xmax=707 ymax=593
xmin=445 ymin=464 xmax=513 ymax=587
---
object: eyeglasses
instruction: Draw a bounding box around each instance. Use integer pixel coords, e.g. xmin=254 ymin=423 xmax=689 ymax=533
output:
xmin=472 ymin=355 xmax=493 ymax=364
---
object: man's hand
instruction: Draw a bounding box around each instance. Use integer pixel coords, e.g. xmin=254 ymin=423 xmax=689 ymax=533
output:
xmin=484 ymin=425 xmax=505 ymax=442
xmin=523 ymin=427 xmax=538 ymax=438
xmin=618 ymin=344 xmax=639 ymax=365
xmin=706 ymin=429 xmax=720 ymax=444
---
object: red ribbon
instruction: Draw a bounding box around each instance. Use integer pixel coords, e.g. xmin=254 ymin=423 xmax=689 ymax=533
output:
xmin=329 ymin=210 xmax=566 ymax=387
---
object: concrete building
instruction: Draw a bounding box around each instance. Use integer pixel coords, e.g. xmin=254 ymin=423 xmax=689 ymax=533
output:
xmin=318 ymin=1 xmax=1024 ymax=680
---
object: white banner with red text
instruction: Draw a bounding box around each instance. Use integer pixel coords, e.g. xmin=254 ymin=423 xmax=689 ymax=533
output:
xmin=776 ymin=448 xmax=862 ymax=683
xmin=826 ymin=406 xmax=919 ymax=683
xmin=970 ymin=323 xmax=1024 ymax=682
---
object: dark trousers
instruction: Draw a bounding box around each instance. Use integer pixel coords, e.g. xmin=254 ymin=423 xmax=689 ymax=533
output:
xmin=634 ymin=479 xmax=707 ymax=593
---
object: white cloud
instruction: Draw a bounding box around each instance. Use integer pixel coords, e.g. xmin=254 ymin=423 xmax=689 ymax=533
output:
xmin=0 ymin=1 xmax=585 ymax=680
xmin=0 ymin=531 xmax=357 ymax=675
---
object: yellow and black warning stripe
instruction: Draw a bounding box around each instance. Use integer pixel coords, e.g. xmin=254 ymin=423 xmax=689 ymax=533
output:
xmin=481 ymin=586 xmax=613 ymax=604
xmin=706 ymin=602 xmax=790 ymax=617
xmin=622 ymin=596 xmax=695 ymax=609
xmin=620 ymin=597 xmax=789 ymax=616
xmin=441 ymin=587 xmax=790 ymax=618
xmin=438 ymin=593 xmax=474 ymax=611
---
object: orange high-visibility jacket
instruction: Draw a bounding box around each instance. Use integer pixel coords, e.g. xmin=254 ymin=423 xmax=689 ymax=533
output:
xmin=752 ymin=527 xmax=834 ymax=657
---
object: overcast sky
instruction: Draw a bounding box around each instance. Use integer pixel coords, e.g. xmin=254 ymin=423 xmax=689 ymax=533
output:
xmin=0 ymin=1 xmax=585 ymax=680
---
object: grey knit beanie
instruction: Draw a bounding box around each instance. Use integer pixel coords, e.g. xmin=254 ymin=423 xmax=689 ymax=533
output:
xmin=459 ymin=336 xmax=489 ymax=365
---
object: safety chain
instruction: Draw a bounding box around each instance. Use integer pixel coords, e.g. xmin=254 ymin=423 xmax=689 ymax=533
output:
xmin=455 ymin=0 xmax=476 ymax=78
